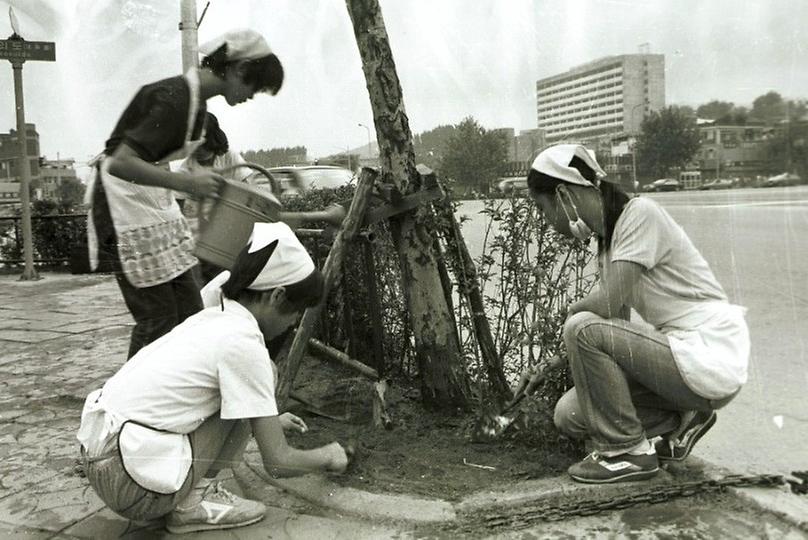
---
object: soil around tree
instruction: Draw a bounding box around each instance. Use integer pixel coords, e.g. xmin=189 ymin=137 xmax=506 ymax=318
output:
xmin=285 ymin=355 xmax=581 ymax=501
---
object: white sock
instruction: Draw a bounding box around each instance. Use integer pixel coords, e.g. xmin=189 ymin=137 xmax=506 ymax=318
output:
xmin=626 ymin=438 xmax=654 ymax=456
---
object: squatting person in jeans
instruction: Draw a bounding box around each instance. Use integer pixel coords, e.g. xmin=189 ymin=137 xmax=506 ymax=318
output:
xmin=516 ymin=144 xmax=749 ymax=484
xmin=77 ymin=222 xmax=349 ymax=533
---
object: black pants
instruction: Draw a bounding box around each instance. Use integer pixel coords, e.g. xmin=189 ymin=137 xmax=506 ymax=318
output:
xmin=115 ymin=268 xmax=203 ymax=359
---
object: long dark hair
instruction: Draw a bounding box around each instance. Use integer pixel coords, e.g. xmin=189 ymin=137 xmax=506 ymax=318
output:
xmin=527 ymin=155 xmax=631 ymax=252
xmin=201 ymin=45 xmax=284 ymax=95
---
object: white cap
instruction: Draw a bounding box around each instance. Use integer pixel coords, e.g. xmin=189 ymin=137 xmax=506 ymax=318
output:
xmin=246 ymin=222 xmax=314 ymax=290
xmin=199 ymin=222 xmax=315 ymax=308
xmin=530 ymin=144 xmax=607 ymax=187
xmin=200 ymin=29 xmax=272 ymax=62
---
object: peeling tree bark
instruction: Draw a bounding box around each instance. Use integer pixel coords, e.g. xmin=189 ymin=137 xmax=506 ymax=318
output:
xmin=345 ymin=0 xmax=471 ymax=408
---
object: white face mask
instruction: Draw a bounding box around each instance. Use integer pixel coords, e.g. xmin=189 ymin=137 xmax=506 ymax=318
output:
xmin=556 ymin=186 xmax=593 ymax=241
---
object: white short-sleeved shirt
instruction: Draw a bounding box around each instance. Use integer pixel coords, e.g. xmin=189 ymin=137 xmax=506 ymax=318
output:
xmin=102 ymin=298 xmax=277 ymax=432
xmin=604 ymin=197 xmax=749 ymax=399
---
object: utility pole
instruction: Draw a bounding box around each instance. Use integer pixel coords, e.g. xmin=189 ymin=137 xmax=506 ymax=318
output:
xmin=179 ymin=0 xmax=199 ymax=72
xmin=630 ymin=103 xmax=644 ymax=189
xmin=11 ymin=58 xmax=36 ymax=279
xmin=1 ymin=10 xmax=56 ymax=280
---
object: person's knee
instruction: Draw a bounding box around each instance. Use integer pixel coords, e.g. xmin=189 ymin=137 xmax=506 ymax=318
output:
xmin=554 ymin=388 xmax=588 ymax=439
xmin=563 ymin=311 xmax=602 ymax=349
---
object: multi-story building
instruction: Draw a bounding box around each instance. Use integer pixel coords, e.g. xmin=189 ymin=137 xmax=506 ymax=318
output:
xmin=0 ymin=123 xmax=40 ymax=181
xmin=536 ymin=54 xmax=665 ymax=144
xmin=38 ymin=158 xmax=78 ymax=201
xmin=694 ymin=122 xmax=776 ymax=183
xmin=492 ymin=127 xmax=546 ymax=177
xmin=0 ymin=124 xmax=41 ymax=205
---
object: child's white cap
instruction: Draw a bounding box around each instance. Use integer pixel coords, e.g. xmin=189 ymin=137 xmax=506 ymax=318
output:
xmin=200 ymin=222 xmax=315 ymax=308
xmin=246 ymin=222 xmax=314 ymax=290
xmin=200 ymin=29 xmax=272 ymax=62
xmin=530 ymin=144 xmax=607 ymax=187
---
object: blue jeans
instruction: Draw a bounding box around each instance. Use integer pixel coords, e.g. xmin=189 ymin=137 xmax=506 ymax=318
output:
xmin=555 ymin=312 xmax=731 ymax=454
xmin=82 ymin=414 xmax=250 ymax=521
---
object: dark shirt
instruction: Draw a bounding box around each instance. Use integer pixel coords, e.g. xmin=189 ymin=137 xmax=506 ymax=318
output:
xmin=104 ymin=76 xmax=207 ymax=163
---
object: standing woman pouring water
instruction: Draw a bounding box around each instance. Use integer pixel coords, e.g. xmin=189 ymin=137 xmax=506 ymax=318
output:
xmin=517 ymin=144 xmax=750 ymax=483
xmin=87 ymin=30 xmax=283 ymax=358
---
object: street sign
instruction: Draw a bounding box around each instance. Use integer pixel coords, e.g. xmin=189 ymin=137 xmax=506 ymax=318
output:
xmin=0 ymin=39 xmax=55 ymax=62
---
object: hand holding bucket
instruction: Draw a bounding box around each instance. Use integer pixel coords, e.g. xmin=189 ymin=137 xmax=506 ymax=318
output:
xmin=194 ymin=163 xmax=348 ymax=269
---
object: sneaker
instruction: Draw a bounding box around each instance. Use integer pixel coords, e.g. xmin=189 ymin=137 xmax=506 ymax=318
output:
xmin=655 ymin=410 xmax=717 ymax=462
xmin=568 ymin=451 xmax=659 ymax=484
xmin=165 ymin=481 xmax=266 ymax=534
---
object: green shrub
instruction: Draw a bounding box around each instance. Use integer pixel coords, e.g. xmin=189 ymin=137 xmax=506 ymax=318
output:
xmin=0 ymin=200 xmax=87 ymax=265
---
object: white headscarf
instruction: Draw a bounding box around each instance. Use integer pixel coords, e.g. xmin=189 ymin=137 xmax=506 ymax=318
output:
xmin=200 ymin=29 xmax=272 ymax=62
xmin=246 ymin=222 xmax=315 ymax=290
xmin=530 ymin=144 xmax=607 ymax=187
xmin=199 ymin=222 xmax=315 ymax=309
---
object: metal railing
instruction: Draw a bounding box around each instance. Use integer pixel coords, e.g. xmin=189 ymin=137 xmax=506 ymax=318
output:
xmin=0 ymin=213 xmax=87 ymax=266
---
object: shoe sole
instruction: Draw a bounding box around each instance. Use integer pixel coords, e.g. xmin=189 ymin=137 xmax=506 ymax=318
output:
xmin=569 ymin=466 xmax=660 ymax=484
xmin=658 ymin=411 xmax=717 ymax=462
xmin=166 ymin=514 xmax=264 ymax=535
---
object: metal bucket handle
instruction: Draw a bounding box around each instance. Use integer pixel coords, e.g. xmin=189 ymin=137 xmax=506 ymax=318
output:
xmin=214 ymin=162 xmax=281 ymax=202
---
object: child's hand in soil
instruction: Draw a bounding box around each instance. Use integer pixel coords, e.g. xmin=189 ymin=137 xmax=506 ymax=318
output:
xmin=279 ymin=412 xmax=308 ymax=433
xmin=325 ymin=442 xmax=349 ymax=474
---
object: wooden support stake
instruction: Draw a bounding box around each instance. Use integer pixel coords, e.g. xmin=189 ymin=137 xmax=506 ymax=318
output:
xmin=425 ymin=167 xmax=510 ymax=397
xmin=361 ymin=235 xmax=386 ymax=374
xmin=372 ymin=379 xmax=393 ymax=429
xmin=276 ymin=167 xmax=378 ymax=406
xmin=308 ymin=337 xmax=379 ymax=380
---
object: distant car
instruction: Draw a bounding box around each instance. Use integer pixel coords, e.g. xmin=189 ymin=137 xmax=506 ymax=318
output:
xmin=497 ymin=177 xmax=528 ymax=195
xmin=702 ymin=178 xmax=734 ymax=190
xmin=255 ymin=166 xmax=355 ymax=197
xmin=762 ymin=172 xmax=802 ymax=188
xmin=644 ymin=178 xmax=680 ymax=192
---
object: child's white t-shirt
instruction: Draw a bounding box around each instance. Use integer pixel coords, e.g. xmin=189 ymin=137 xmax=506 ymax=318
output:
xmin=100 ymin=298 xmax=277 ymax=433
xmin=78 ymin=297 xmax=277 ymax=462
xmin=603 ymin=197 xmax=749 ymax=400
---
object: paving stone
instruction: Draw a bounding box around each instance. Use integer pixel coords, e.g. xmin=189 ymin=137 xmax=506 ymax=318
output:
xmin=0 ymin=317 xmax=77 ymax=331
xmin=0 ymin=330 xmax=71 ymax=343
xmin=0 ymin=462 xmax=60 ymax=499
xmin=50 ymin=322 xmax=114 ymax=334
xmin=0 ymin=473 xmax=105 ymax=532
xmin=0 ymin=521 xmax=54 ymax=539
xmin=0 ymin=404 xmax=34 ymax=422
xmin=61 ymin=507 xmax=167 ymax=540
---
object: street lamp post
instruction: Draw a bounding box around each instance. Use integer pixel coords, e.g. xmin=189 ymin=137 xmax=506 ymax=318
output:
xmin=358 ymin=123 xmax=371 ymax=162
xmin=630 ymin=103 xmax=645 ymax=189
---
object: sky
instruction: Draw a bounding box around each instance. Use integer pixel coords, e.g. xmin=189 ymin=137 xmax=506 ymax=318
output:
xmin=0 ymin=0 xmax=805 ymax=171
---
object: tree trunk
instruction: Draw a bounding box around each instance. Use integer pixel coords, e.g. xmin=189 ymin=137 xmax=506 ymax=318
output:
xmin=345 ymin=0 xmax=470 ymax=409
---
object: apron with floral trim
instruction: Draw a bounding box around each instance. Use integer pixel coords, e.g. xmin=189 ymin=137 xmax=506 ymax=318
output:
xmin=87 ymin=68 xmax=207 ymax=288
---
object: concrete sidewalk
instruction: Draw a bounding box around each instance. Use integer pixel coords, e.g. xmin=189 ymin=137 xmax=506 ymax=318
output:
xmin=0 ymin=272 xmax=806 ymax=539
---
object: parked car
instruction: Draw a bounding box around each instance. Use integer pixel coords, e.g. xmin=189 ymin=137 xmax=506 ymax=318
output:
xmin=762 ymin=172 xmax=802 ymax=188
xmin=644 ymin=178 xmax=680 ymax=192
xmin=702 ymin=178 xmax=735 ymax=190
xmin=254 ymin=165 xmax=355 ymax=197
xmin=497 ymin=177 xmax=528 ymax=195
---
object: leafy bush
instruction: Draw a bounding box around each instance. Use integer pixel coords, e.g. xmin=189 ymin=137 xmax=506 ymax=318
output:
xmin=446 ymin=193 xmax=596 ymax=407
xmin=284 ymin=185 xmax=595 ymax=410
xmin=0 ymin=200 xmax=87 ymax=265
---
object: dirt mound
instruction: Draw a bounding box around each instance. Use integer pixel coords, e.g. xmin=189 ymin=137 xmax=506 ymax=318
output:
xmin=286 ymin=358 xmax=579 ymax=501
